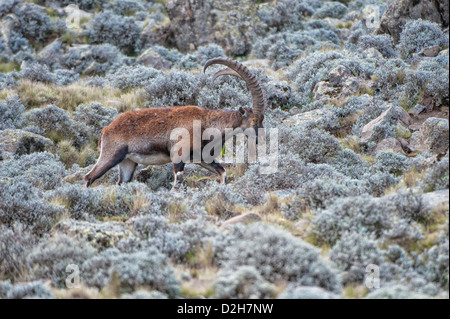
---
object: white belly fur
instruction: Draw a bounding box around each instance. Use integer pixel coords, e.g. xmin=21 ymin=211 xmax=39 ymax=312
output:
xmin=126 ymin=152 xmax=171 ymax=165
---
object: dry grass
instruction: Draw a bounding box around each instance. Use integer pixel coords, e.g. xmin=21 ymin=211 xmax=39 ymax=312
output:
xmin=7 ymin=80 xmax=146 ymax=112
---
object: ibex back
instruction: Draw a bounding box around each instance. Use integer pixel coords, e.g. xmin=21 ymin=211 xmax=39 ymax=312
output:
xmin=84 ymin=57 xmax=266 ymax=189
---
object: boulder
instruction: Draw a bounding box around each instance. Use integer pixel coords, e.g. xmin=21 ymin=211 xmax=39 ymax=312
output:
xmin=137 ymin=48 xmax=172 ymax=70
xmin=220 ymin=212 xmax=261 ymax=229
xmin=37 ymin=38 xmax=62 ymax=62
xmin=421 ymin=189 xmax=449 ymax=212
xmin=375 ymin=137 xmax=406 ymax=154
xmin=418 ymin=45 xmax=441 ymax=57
xmin=0 ymin=129 xmax=54 ymax=160
xmin=284 ymin=108 xmax=338 ymax=131
xmin=360 ymin=106 xmax=412 ymax=144
xmin=409 ymin=117 xmax=449 ymax=155
xmin=377 ymin=0 xmax=449 ymax=42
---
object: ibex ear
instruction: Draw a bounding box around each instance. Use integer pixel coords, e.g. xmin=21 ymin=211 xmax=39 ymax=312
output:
xmin=239 ymin=107 xmax=246 ymax=115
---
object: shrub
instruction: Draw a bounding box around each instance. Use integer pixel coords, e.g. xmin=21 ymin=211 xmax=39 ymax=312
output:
xmin=0 ymin=180 xmax=62 ymax=234
xmin=398 ymin=19 xmax=449 ymax=59
xmin=0 ymin=224 xmax=37 ymax=280
xmin=0 ymin=94 xmax=25 ymax=130
xmin=86 ymin=10 xmax=141 ymax=52
xmin=195 ymin=44 xmax=226 ymax=65
xmin=24 ymin=104 xmax=86 ymax=146
xmin=374 ymin=151 xmax=408 ymax=176
xmin=73 ymin=102 xmax=118 ymax=139
xmin=358 ymin=34 xmax=397 ymax=58
xmin=82 ymin=247 xmax=180 ymax=296
xmin=106 ymin=65 xmax=160 ymax=89
xmin=220 ymin=223 xmax=341 ymax=293
xmin=27 ymin=234 xmax=97 ymax=288
xmin=145 ymin=71 xmax=200 ymax=107
xmin=12 ymin=2 xmax=54 ymax=43
xmin=365 ymin=284 xmax=430 ymax=299
xmin=0 ymin=72 xmax=19 ymax=90
xmin=0 ymin=280 xmax=54 ymax=299
xmin=0 ymin=152 xmax=65 ymax=190
xmin=420 ymin=157 xmax=449 ymax=192
xmin=281 ymin=128 xmax=342 ymax=164
xmin=257 ymin=0 xmax=314 ymax=31
xmin=313 ymin=1 xmax=348 ymax=19
xmin=19 ymin=62 xmax=55 ymax=84
xmin=61 ymin=44 xmax=132 ymax=75
xmin=311 ymin=195 xmax=392 ymax=245
xmin=214 ymin=266 xmax=276 ymax=299
xmin=330 ymin=232 xmax=383 ymax=285
xmin=104 ymin=0 xmax=146 ymax=15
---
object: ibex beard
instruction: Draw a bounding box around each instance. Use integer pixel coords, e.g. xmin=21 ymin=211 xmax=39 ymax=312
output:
xmin=84 ymin=57 xmax=270 ymax=189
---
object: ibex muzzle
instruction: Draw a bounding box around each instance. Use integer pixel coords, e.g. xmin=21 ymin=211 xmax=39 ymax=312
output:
xmin=84 ymin=57 xmax=266 ymax=189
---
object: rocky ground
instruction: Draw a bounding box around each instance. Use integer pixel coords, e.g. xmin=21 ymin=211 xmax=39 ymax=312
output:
xmin=0 ymin=0 xmax=449 ymax=299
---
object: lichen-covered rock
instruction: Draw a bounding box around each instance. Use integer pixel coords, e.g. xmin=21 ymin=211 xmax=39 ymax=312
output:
xmin=0 ymin=129 xmax=54 ymax=160
xmin=421 ymin=189 xmax=449 ymax=212
xmin=220 ymin=212 xmax=261 ymax=229
xmin=375 ymin=137 xmax=406 ymax=155
xmin=137 ymin=48 xmax=172 ymax=70
xmin=377 ymin=0 xmax=449 ymax=42
xmin=284 ymin=108 xmax=338 ymax=131
xmin=360 ymin=106 xmax=412 ymax=145
xmin=409 ymin=118 xmax=449 ymax=155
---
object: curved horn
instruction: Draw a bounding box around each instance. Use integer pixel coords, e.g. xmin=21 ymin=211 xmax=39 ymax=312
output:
xmin=212 ymin=68 xmax=242 ymax=82
xmin=204 ymin=57 xmax=266 ymax=119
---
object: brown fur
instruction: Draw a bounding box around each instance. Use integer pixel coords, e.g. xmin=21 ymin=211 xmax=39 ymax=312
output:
xmin=84 ymin=105 xmax=249 ymax=188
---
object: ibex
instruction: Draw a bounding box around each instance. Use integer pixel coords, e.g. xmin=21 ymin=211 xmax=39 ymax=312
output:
xmin=84 ymin=57 xmax=266 ymax=189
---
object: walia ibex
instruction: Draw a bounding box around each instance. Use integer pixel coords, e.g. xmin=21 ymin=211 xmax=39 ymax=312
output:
xmin=84 ymin=57 xmax=266 ymax=189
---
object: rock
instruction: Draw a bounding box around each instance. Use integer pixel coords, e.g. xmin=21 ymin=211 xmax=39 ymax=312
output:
xmin=377 ymin=0 xmax=449 ymax=42
xmin=140 ymin=17 xmax=171 ymax=48
xmin=137 ymin=48 xmax=172 ymax=70
xmin=419 ymin=45 xmax=441 ymax=57
xmin=421 ymin=190 xmax=449 ymax=212
xmin=220 ymin=212 xmax=261 ymax=229
xmin=0 ymin=14 xmax=21 ymax=54
xmin=37 ymin=38 xmax=62 ymax=62
xmin=284 ymin=108 xmax=337 ymax=131
xmin=439 ymin=49 xmax=449 ymax=56
xmin=0 ymin=129 xmax=54 ymax=160
xmin=63 ymin=4 xmax=93 ymax=31
xmin=312 ymin=65 xmax=375 ymax=103
xmin=409 ymin=117 xmax=449 ymax=155
xmin=360 ymin=106 xmax=412 ymax=144
xmin=375 ymin=137 xmax=406 ymax=154
xmin=408 ymin=104 xmax=426 ymax=117
xmin=54 ymin=219 xmax=131 ymax=249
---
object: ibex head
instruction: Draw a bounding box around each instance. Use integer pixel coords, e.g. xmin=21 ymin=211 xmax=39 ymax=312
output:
xmin=204 ymin=57 xmax=266 ymax=142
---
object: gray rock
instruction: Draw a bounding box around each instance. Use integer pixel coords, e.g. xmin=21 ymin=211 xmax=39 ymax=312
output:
xmin=409 ymin=117 xmax=449 ymax=155
xmin=220 ymin=213 xmax=261 ymax=229
xmin=421 ymin=189 xmax=449 ymax=212
xmin=284 ymin=108 xmax=338 ymax=131
xmin=377 ymin=0 xmax=448 ymax=42
xmin=137 ymin=48 xmax=172 ymax=70
xmin=408 ymin=104 xmax=426 ymax=117
xmin=375 ymin=137 xmax=406 ymax=154
xmin=0 ymin=129 xmax=54 ymax=160
xmin=419 ymin=45 xmax=441 ymax=57
xmin=360 ymin=106 xmax=412 ymax=144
